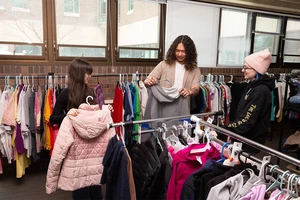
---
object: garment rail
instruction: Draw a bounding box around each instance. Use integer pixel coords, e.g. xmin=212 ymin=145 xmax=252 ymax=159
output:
xmin=110 ymin=114 xmax=300 ymax=187
xmin=108 ymin=111 xmax=223 ymax=128
xmin=191 ymin=116 xmax=300 ymax=167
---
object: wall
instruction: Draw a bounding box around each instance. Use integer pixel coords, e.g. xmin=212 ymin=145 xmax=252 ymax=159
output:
xmin=0 ymin=65 xmax=293 ymax=100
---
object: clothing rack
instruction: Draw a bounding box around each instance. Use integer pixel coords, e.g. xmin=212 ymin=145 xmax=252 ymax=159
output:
xmin=108 ymin=112 xmax=300 ymax=166
xmin=109 ymin=112 xmax=300 ymax=187
xmin=108 ymin=111 xmax=223 ymax=128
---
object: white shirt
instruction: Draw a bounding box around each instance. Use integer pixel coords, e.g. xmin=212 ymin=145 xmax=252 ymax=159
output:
xmin=163 ymin=61 xmax=186 ymax=98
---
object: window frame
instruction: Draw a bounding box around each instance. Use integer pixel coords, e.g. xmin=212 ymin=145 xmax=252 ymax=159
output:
xmin=113 ymin=0 xmax=166 ymax=64
xmin=250 ymin=13 xmax=285 ymax=68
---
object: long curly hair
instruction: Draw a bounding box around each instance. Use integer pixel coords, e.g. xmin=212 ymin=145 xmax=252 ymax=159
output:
xmin=67 ymin=58 xmax=95 ymax=110
xmin=165 ymin=35 xmax=198 ymax=70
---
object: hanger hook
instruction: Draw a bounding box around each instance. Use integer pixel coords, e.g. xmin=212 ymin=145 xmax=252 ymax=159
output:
xmin=86 ymin=95 xmax=93 ymax=105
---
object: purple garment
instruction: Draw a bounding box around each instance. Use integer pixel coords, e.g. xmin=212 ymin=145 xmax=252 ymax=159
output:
xmin=239 ymin=184 xmax=266 ymax=200
xmin=94 ymin=83 xmax=104 ymax=109
xmin=15 ymin=85 xmax=26 ymax=155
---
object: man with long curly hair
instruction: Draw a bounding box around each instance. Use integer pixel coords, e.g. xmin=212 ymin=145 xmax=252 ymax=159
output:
xmin=144 ymin=35 xmax=201 ymax=110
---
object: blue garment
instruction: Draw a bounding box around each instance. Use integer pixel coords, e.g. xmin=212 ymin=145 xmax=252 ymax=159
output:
xmin=101 ymin=135 xmax=130 ymax=200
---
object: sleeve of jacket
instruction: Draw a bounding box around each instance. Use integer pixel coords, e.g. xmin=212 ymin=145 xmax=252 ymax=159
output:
xmin=45 ymin=117 xmax=74 ymax=194
xmin=225 ymin=86 xmax=269 ymax=136
xmin=149 ymin=61 xmax=163 ymax=80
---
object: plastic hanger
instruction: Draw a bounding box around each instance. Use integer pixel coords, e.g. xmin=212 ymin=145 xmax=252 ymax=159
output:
xmin=228 ymin=75 xmax=233 ymax=84
xmin=86 ymin=95 xmax=93 ymax=105
xmin=266 ymin=165 xmax=280 ymax=192
xmin=217 ymin=142 xmax=230 ymax=163
xmin=223 ymin=142 xmax=242 ymax=166
xmin=137 ymin=125 xmax=142 ymax=144
xmin=273 ymin=170 xmax=290 ymax=199
xmin=259 ymin=156 xmax=271 ymax=180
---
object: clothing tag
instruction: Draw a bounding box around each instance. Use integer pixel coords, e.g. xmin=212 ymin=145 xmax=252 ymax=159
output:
xmin=196 ymin=156 xmax=202 ymax=164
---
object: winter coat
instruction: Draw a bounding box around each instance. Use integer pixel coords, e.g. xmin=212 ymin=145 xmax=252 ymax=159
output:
xmin=225 ymin=75 xmax=275 ymax=153
xmin=45 ymin=104 xmax=115 ymax=194
xmin=100 ymin=135 xmax=131 ymax=200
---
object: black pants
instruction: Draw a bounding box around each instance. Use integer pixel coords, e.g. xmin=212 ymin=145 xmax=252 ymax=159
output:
xmin=72 ymin=185 xmax=103 ymax=200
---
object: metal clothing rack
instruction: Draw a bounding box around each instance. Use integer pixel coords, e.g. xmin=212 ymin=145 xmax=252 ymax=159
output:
xmin=108 ymin=111 xmax=300 ymax=167
xmin=108 ymin=112 xmax=300 ymax=187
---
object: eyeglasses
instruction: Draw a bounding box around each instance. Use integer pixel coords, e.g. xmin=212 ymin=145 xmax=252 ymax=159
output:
xmin=242 ymin=66 xmax=253 ymax=70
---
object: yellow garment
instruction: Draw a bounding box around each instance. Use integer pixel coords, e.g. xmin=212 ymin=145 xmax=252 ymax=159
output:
xmin=44 ymin=89 xmax=51 ymax=150
xmin=15 ymin=149 xmax=31 ymax=178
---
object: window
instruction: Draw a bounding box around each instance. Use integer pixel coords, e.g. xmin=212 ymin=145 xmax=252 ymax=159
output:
xmin=218 ymin=9 xmax=252 ymax=66
xmin=0 ymin=0 xmax=44 ymax=58
xmin=166 ymin=1 xmax=219 ymax=67
xmin=128 ymin=0 xmax=134 ymax=12
xmin=284 ymin=18 xmax=300 ymax=63
xmin=12 ymin=0 xmax=29 ymax=10
xmin=252 ymin=14 xmax=283 ymax=63
xmin=117 ymin=0 xmax=161 ymax=60
xmin=98 ymin=0 xmax=107 ymax=25
xmin=64 ymin=0 xmax=79 ymax=15
xmin=56 ymin=0 xmax=106 ymax=58
xmin=0 ymin=0 xmax=5 ymax=9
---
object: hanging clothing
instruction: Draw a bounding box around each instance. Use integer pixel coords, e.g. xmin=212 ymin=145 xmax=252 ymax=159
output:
xmin=46 ymin=104 xmax=115 ymax=194
xmin=144 ymin=85 xmax=189 ymax=128
xmin=167 ymin=143 xmax=220 ymax=200
xmin=100 ymin=135 xmax=131 ymax=200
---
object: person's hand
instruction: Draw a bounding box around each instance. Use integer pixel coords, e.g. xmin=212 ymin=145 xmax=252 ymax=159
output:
xmin=108 ymin=104 xmax=114 ymax=112
xmin=178 ymin=88 xmax=190 ymax=98
xmin=210 ymin=131 xmax=218 ymax=137
xmin=67 ymin=108 xmax=79 ymax=116
xmin=144 ymin=76 xmax=157 ymax=87
xmin=227 ymin=136 xmax=232 ymax=143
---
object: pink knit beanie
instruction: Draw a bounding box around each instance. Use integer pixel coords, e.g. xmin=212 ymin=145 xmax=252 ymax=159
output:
xmin=244 ymin=49 xmax=272 ymax=75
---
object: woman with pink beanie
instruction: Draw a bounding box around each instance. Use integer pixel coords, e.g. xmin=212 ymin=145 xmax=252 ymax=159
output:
xmin=224 ymin=49 xmax=275 ymax=154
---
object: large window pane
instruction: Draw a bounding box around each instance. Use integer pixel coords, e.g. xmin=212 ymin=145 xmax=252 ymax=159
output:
xmin=0 ymin=0 xmax=43 ymax=56
xmin=253 ymin=34 xmax=280 ymax=54
xmin=118 ymin=0 xmax=160 ymax=59
xmin=286 ymin=19 xmax=300 ymax=39
xmin=253 ymin=14 xmax=282 ymax=64
xmin=55 ymin=0 xmax=107 ymax=57
xmin=256 ymin=15 xmax=282 ymax=33
xmin=166 ymin=1 xmax=219 ymax=67
xmin=218 ymin=9 xmax=251 ymax=66
xmin=284 ymin=19 xmax=300 ymax=63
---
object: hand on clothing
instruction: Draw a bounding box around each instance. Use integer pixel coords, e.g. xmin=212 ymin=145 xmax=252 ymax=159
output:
xmin=108 ymin=104 xmax=114 ymax=112
xmin=227 ymin=136 xmax=232 ymax=143
xmin=178 ymin=88 xmax=190 ymax=98
xmin=67 ymin=108 xmax=79 ymax=117
xmin=144 ymin=75 xmax=157 ymax=87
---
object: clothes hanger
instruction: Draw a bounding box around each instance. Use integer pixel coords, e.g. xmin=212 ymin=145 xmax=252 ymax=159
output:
xmin=217 ymin=142 xmax=230 ymax=163
xmin=137 ymin=125 xmax=142 ymax=144
xmin=223 ymin=142 xmax=242 ymax=166
xmin=86 ymin=95 xmax=93 ymax=105
xmin=266 ymin=165 xmax=280 ymax=192
xmin=273 ymin=170 xmax=291 ymax=199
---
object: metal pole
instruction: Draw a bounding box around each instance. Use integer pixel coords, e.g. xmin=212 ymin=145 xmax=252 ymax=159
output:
xmin=108 ymin=111 xmax=223 ymax=128
xmin=197 ymin=119 xmax=300 ymax=167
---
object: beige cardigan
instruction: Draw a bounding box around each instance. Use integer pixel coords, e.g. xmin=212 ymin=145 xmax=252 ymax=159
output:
xmin=149 ymin=60 xmax=201 ymax=92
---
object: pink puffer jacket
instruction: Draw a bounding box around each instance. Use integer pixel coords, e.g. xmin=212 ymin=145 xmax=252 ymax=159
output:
xmin=45 ymin=103 xmax=115 ymax=194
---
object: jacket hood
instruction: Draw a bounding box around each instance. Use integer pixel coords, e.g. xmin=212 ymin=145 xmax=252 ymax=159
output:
xmin=248 ymin=74 xmax=275 ymax=91
xmin=67 ymin=103 xmax=110 ymax=139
